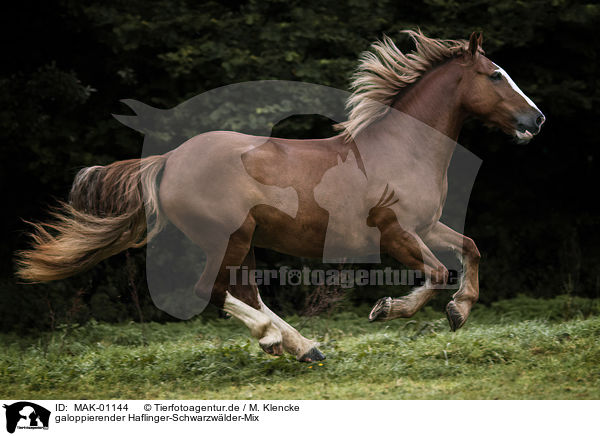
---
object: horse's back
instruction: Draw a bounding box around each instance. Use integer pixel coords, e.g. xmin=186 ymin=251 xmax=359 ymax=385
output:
xmin=159 ymin=131 xmax=299 ymax=244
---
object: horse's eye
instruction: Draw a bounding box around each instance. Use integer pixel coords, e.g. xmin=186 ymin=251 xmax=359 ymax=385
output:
xmin=490 ymin=71 xmax=502 ymax=81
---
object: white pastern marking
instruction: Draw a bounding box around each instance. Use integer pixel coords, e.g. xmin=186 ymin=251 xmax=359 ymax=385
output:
xmin=492 ymin=63 xmax=539 ymax=111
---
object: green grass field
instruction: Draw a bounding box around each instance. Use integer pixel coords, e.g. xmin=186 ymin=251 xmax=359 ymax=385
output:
xmin=1 ymin=295 xmax=599 ymax=399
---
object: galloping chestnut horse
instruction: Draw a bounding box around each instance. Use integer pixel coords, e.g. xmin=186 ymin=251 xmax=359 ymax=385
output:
xmin=17 ymin=31 xmax=545 ymax=362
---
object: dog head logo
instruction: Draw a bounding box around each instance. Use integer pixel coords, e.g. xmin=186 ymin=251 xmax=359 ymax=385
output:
xmin=3 ymin=402 xmax=50 ymax=433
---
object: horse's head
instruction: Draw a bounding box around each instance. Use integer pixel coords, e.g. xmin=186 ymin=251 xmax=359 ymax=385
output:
xmin=459 ymin=32 xmax=545 ymax=143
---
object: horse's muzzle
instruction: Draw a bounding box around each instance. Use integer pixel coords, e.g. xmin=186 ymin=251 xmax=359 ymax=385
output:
xmin=516 ymin=109 xmax=546 ymax=137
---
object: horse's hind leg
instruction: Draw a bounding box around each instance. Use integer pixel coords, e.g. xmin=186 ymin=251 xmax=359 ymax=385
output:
xmin=255 ymin=292 xmax=325 ymax=362
xmin=221 ymin=291 xmax=283 ymax=355
xmin=196 ymin=215 xmax=283 ymax=355
xmin=238 ymin=249 xmax=325 ymax=362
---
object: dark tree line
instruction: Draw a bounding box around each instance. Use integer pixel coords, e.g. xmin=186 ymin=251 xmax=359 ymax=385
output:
xmin=1 ymin=0 xmax=599 ymax=331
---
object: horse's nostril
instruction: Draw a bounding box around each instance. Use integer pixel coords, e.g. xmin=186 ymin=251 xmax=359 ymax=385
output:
xmin=536 ymin=115 xmax=545 ymax=127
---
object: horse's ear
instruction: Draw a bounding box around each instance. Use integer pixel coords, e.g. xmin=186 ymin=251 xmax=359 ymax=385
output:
xmin=467 ymin=31 xmax=482 ymax=57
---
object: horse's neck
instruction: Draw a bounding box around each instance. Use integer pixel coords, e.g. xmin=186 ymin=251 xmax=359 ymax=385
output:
xmin=360 ymin=61 xmax=465 ymax=175
xmin=394 ymin=61 xmax=465 ymax=141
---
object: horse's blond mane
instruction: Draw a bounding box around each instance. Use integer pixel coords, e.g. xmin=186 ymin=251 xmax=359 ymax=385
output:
xmin=336 ymin=30 xmax=471 ymax=141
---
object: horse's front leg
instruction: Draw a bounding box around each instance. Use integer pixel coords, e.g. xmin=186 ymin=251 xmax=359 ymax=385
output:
xmin=422 ymin=221 xmax=481 ymax=331
xmin=368 ymin=208 xmax=449 ymax=322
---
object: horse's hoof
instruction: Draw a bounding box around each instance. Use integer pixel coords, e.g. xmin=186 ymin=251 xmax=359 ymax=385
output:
xmin=445 ymin=301 xmax=465 ymax=331
xmin=369 ymin=297 xmax=392 ymax=322
xmin=260 ymin=341 xmax=283 ymax=356
xmin=218 ymin=310 xmax=231 ymax=319
xmin=299 ymin=347 xmax=326 ymax=362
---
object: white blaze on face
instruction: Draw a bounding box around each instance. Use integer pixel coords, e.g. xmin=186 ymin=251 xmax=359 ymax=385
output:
xmin=492 ymin=63 xmax=540 ymax=111
xmin=493 ymin=62 xmax=539 ymax=141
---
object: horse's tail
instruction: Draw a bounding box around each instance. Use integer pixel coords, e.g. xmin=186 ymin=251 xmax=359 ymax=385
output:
xmin=16 ymin=155 xmax=169 ymax=282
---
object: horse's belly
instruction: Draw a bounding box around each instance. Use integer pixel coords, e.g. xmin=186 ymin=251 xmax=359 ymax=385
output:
xmin=252 ymin=201 xmax=381 ymax=261
xmin=252 ymin=206 xmax=329 ymax=258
